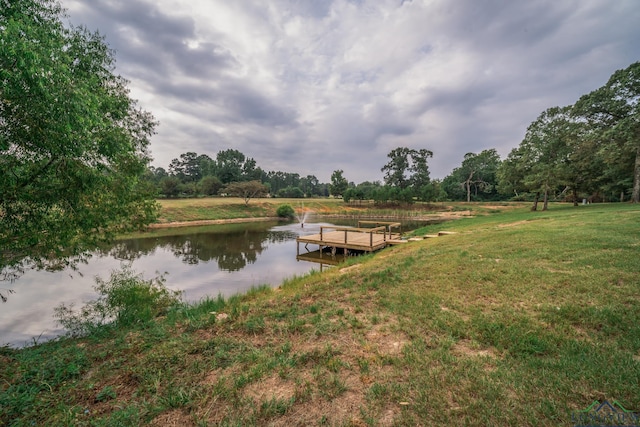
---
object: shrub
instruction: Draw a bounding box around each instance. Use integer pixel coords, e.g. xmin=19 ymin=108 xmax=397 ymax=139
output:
xmin=276 ymin=204 xmax=295 ymax=219
xmin=55 ymin=265 xmax=182 ymax=337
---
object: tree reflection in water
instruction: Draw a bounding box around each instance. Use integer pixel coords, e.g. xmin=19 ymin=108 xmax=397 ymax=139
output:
xmin=101 ymin=222 xmax=298 ymax=272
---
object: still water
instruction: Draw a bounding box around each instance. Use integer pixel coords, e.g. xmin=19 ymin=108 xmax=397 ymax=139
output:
xmin=1 ymin=219 xmax=386 ymax=347
xmin=1 ymin=218 xmax=433 ymax=347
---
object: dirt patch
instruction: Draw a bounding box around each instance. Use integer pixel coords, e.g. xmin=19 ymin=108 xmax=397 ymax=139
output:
xmin=452 ymin=339 xmax=497 ymax=358
xmin=202 ymin=368 xmax=224 ymax=386
xmin=148 ymin=217 xmax=279 ymax=229
xmin=244 ymin=374 xmax=297 ymax=402
xmin=339 ymin=264 xmax=361 ymax=274
xmin=435 ymin=210 xmax=473 ymax=218
xmin=365 ymin=322 xmax=408 ymax=357
xmin=441 ymin=305 xmax=470 ymax=322
xmin=498 ymin=220 xmax=531 ymax=228
xmin=149 ymin=409 xmax=194 ymax=427
xmin=267 ymin=374 xmax=368 ymax=427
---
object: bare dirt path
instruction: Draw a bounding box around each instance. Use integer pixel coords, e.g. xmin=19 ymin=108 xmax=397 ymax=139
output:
xmin=147 ymin=217 xmax=281 ymax=229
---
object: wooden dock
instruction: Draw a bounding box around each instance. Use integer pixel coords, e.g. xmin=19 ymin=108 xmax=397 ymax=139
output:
xmin=296 ymin=221 xmax=402 ymax=256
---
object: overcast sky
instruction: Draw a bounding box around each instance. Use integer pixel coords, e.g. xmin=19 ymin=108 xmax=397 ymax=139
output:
xmin=61 ymin=0 xmax=640 ymax=183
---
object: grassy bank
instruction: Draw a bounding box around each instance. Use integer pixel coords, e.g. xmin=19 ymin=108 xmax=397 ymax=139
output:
xmin=153 ymin=197 xmax=526 ymax=224
xmin=2 ymin=203 xmax=639 ymax=426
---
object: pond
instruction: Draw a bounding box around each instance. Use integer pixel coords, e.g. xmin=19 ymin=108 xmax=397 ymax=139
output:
xmin=0 ymin=217 xmax=440 ymax=347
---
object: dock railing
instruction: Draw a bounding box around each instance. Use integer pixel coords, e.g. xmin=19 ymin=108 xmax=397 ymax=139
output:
xmin=319 ymin=225 xmax=389 ymax=247
xmin=318 ymin=221 xmax=402 ymax=246
xmin=357 ymin=221 xmax=402 ymax=238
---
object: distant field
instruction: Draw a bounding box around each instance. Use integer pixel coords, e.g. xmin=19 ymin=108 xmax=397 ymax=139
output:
xmin=155 ymin=197 xmax=529 ymax=223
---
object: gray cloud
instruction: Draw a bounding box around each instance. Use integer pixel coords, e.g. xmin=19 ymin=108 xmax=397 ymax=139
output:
xmin=62 ymin=0 xmax=640 ymax=182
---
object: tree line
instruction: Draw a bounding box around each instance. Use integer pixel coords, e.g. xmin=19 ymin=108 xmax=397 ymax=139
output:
xmin=144 ymin=149 xmax=330 ymax=199
xmin=498 ymin=61 xmax=640 ymax=209
xmin=147 ymin=61 xmax=640 ymax=208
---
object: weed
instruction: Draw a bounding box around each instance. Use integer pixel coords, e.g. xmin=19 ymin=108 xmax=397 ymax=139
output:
xmin=316 ymin=372 xmax=347 ymax=399
xmin=243 ymin=315 xmax=266 ymax=334
xmin=54 ymin=265 xmax=182 ymax=337
xmin=96 ymin=385 xmax=117 ymax=402
xmin=160 ymin=386 xmax=192 ymax=408
xmin=259 ymin=396 xmax=295 ymax=418
xmin=357 ymin=358 xmax=370 ymax=374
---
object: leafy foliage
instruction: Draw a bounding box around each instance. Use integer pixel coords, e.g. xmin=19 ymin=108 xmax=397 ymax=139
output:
xmin=276 ymin=204 xmax=295 ymax=219
xmin=0 ymin=0 xmax=159 ymax=275
xmin=381 ymin=147 xmax=433 ymax=191
xmin=54 ymin=265 xmax=182 ymax=336
xmin=378 ymin=147 xmax=436 ymax=203
xmin=443 ymin=149 xmax=502 ymax=202
xmin=497 ymin=61 xmax=640 ymax=206
xmin=574 ymin=61 xmax=640 ymax=202
xmin=329 ymin=169 xmax=349 ymax=197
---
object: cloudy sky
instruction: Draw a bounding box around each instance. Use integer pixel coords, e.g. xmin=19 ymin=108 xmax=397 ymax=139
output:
xmin=61 ymin=0 xmax=640 ymax=183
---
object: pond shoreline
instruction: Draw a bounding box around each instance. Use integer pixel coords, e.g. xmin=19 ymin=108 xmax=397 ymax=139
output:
xmin=147 ymin=210 xmax=472 ymax=229
xmin=147 ymin=217 xmax=281 ymax=228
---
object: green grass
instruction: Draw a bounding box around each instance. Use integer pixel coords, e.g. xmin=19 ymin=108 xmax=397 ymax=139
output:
xmin=2 ymin=203 xmax=639 ymax=426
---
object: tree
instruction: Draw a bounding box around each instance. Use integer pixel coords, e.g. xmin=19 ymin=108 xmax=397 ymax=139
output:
xmin=198 ymin=175 xmax=222 ymax=196
xmin=408 ymin=148 xmax=434 ymax=192
xmin=523 ymin=107 xmax=575 ymax=210
xmin=381 ymin=147 xmax=413 ymax=190
xmin=497 ymin=146 xmax=530 ymax=199
xmin=160 ymin=176 xmax=181 ymax=198
xmin=223 ymin=181 xmax=268 ymax=206
xmin=343 ymin=181 xmax=381 ymax=203
xmin=168 ymin=152 xmax=200 ymax=182
xmin=559 ymin=121 xmax=605 ymax=205
xmin=445 ymin=149 xmax=501 ymax=202
xmin=299 ymin=175 xmax=320 ymax=197
xmin=0 ymin=0 xmax=158 ymax=276
xmin=329 ymin=170 xmax=349 ymax=198
xmin=380 ymin=147 xmax=434 ymax=202
xmin=216 ymin=149 xmax=252 ymax=184
xmin=197 ymin=154 xmax=216 ymax=178
xmin=266 ymin=171 xmax=300 ymax=195
xmin=499 ymin=107 xmax=573 ymax=210
xmin=573 ymin=61 xmax=640 ymax=202
xmin=276 ymin=186 xmax=304 ymax=198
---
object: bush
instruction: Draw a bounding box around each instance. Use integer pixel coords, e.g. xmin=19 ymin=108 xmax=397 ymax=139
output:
xmin=276 ymin=204 xmax=295 ymax=219
xmin=276 ymin=186 xmax=304 ymax=198
xmin=55 ymin=265 xmax=182 ymax=337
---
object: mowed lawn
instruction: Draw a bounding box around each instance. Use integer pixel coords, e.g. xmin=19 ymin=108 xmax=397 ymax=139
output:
xmin=2 ymin=203 xmax=639 ymax=426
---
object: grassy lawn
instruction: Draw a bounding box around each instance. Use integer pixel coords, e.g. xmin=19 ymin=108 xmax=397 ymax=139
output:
xmin=2 ymin=203 xmax=639 ymax=426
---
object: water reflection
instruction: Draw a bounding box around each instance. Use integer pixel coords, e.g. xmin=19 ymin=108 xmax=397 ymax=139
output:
xmin=0 ymin=221 xmax=316 ymax=347
xmin=101 ymin=223 xmax=298 ymax=271
xmin=0 ymin=218 xmax=442 ymax=347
